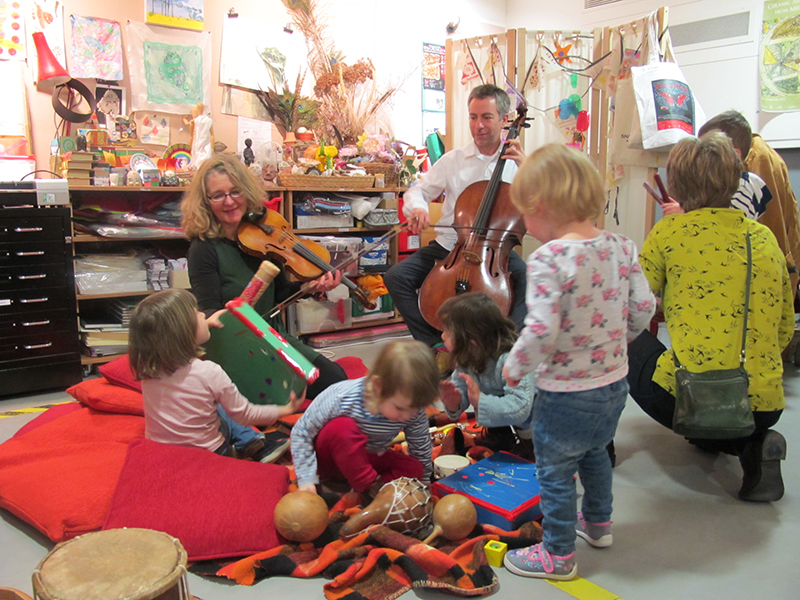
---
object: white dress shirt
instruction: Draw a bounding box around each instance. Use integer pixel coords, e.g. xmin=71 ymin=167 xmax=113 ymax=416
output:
xmin=401 ymin=141 xmax=519 ymax=251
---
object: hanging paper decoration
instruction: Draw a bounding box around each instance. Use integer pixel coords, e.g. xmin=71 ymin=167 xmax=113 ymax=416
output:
xmin=69 ymin=15 xmax=123 ymax=80
xmin=461 ymin=56 xmax=479 ymax=84
xmin=553 ymin=40 xmax=572 ymax=64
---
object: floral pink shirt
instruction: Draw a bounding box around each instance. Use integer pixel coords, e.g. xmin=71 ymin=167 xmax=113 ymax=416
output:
xmin=506 ymin=232 xmax=655 ymax=392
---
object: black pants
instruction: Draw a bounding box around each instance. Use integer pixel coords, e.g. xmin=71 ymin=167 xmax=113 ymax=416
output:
xmin=626 ymin=330 xmax=781 ymax=456
xmin=307 ymin=352 xmax=347 ymax=399
xmin=384 ymin=241 xmax=528 ymax=346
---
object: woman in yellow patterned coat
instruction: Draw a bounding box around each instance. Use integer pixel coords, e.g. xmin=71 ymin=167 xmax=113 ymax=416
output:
xmin=627 ymin=132 xmax=794 ymax=503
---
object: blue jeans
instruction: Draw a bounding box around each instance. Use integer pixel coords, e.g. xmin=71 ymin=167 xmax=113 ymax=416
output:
xmin=533 ymin=379 xmax=628 ymax=556
xmin=384 ymin=241 xmax=528 ymax=346
xmin=217 ymin=405 xmax=263 ymax=453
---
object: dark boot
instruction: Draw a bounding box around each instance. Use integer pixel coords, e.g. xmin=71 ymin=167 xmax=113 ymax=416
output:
xmin=738 ymin=429 xmax=787 ymax=502
xmin=509 ymin=437 xmax=536 ymax=462
xmin=474 ymin=426 xmax=517 ymax=453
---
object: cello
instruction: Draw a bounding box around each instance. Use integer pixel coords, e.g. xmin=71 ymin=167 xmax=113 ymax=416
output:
xmin=418 ymin=105 xmax=529 ymax=332
xmin=237 ymin=208 xmax=377 ymax=310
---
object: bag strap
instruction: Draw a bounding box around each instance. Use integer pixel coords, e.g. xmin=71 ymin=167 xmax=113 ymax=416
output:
xmin=674 ymin=231 xmax=752 ymax=369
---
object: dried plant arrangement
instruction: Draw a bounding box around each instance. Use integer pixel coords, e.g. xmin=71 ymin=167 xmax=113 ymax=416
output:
xmin=255 ymin=70 xmax=320 ymax=137
xmin=281 ymin=0 xmax=399 ymax=146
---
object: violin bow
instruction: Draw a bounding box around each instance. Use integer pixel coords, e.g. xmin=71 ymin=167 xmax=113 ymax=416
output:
xmin=267 ymin=221 xmax=411 ymax=319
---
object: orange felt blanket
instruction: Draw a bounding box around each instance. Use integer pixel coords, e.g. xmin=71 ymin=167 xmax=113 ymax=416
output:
xmin=190 ymin=493 xmax=543 ymax=600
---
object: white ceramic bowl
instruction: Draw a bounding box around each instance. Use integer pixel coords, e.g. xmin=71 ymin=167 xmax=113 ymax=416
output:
xmin=433 ymin=454 xmax=470 ymax=479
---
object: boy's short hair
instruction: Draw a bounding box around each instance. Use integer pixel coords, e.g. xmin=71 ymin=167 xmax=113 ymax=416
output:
xmin=365 ymin=339 xmax=439 ymax=410
xmin=510 ymin=144 xmax=604 ymax=222
xmin=666 ymin=132 xmax=742 ymax=212
xmin=697 ymin=110 xmax=752 ymax=158
xmin=467 ymin=84 xmax=511 ymax=119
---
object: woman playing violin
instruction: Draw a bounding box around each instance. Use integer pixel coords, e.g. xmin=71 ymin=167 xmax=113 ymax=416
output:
xmin=182 ymin=154 xmax=347 ymax=399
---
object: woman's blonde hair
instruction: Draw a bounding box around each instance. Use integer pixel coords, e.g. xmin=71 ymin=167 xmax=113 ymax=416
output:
xmin=181 ymin=154 xmax=266 ymax=240
xmin=437 ymin=292 xmax=517 ymax=373
xmin=666 ymin=132 xmax=742 ymax=212
xmin=510 ymin=143 xmax=604 ymax=222
xmin=363 ymin=339 xmax=440 ymax=411
xmin=129 ymin=289 xmax=202 ymax=380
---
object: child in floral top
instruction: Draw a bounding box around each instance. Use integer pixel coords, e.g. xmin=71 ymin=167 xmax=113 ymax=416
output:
xmin=501 ymin=144 xmax=655 ymax=581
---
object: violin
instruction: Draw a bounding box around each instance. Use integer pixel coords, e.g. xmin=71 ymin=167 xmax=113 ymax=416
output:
xmin=418 ymin=105 xmax=530 ymax=331
xmin=237 ymin=208 xmax=376 ymax=310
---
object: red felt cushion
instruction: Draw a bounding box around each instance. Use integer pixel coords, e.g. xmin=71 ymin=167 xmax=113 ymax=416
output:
xmin=13 ymin=402 xmax=83 ymax=438
xmin=0 ymin=406 xmax=145 ymax=542
xmin=103 ymin=438 xmax=290 ymax=561
xmin=67 ymin=377 xmax=144 ymax=416
xmin=98 ymin=355 xmax=142 ymax=392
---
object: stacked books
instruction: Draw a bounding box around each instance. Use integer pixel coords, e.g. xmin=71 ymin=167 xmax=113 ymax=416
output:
xmin=53 ymin=151 xmax=96 ymax=185
xmin=107 ymin=297 xmax=139 ymax=327
xmin=79 ymin=310 xmax=130 ymax=357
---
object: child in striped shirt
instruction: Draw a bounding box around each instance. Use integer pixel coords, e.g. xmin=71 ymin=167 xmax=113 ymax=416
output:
xmin=291 ymin=339 xmax=440 ymax=496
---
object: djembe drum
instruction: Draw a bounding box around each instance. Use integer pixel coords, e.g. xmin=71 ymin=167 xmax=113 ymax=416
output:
xmin=32 ymin=528 xmax=191 ymax=600
xmin=340 ymin=477 xmax=433 ymax=539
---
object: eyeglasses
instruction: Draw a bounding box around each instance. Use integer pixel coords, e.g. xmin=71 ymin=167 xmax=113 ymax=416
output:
xmin=207 ymin=190 xmax=244 ymax=203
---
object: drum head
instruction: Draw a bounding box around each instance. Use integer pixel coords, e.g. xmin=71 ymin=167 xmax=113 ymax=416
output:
xmin=33 ymin=529 xmax=188 ymax=600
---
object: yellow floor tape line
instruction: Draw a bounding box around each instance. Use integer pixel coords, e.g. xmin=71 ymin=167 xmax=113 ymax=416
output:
xmin=548 ymin=577 xmax=625 ymax=600
xmin=0 ymin=403 xmax=70 ymax=419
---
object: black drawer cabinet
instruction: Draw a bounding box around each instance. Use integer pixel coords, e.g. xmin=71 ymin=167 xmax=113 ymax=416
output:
xmin=0 ymin=198 xmax=81 ymax=397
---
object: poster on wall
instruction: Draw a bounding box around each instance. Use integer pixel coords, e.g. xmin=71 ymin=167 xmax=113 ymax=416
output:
xmin=220 ymin=17 xmax=306 ymax=93
xmin=95 ymin=83 xmax=124 ymax=126
xmin=126 ymin=21 xmax=211 ymax=114
xmin=69 ymin=15 xmax=123 ymax=80
xmin=0 ymin=1 xmax=25 ymax=60
xmin=760 ymin=0 xmax=800 ymax=112
xmin=145 ymin=0 xmax=204 ymax=32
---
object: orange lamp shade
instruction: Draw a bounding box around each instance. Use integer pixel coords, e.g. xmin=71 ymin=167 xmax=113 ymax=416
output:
xmin=32 ymin=31 xmax=70 ymax=90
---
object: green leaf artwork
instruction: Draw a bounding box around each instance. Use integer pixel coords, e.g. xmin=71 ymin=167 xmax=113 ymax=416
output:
xmin=143 ymin=41 xmax=204 ymax=105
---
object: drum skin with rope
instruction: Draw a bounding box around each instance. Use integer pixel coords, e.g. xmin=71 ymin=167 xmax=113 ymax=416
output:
xmin=32 ymin=528 xmax=192 ymax=600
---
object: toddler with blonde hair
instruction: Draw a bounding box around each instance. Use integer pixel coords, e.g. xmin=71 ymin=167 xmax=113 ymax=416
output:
xmin=501 ymin=144 xmax=655 ymax=580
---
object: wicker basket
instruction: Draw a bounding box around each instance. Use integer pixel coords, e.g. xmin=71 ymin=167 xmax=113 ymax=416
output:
xmin=278 ymin=173 xmax=375 ymax=189
xmin=362 ymin=162 xmax=399 ymax=187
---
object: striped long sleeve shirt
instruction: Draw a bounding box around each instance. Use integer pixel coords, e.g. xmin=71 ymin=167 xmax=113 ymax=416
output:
xmin=290 ymin=378 xmax=433 ymax=487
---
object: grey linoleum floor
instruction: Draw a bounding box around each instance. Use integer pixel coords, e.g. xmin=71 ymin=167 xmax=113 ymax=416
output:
xmin=1 ymin=336 xmax=798 ymax=600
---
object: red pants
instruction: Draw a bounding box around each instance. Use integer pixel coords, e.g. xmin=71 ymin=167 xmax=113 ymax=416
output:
xmin=315 ymin=416 xmax=424 ymax=492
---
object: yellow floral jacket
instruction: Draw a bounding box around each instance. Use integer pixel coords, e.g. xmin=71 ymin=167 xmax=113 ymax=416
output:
xmin=640 ymin=208 xmax=794 ymax=411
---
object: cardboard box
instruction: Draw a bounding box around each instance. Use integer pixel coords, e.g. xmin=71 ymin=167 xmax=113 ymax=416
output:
xmin=432 ymin=452 xmax=541 ymax=529
xmin=397 ymin=197 xmax=442 ymax=250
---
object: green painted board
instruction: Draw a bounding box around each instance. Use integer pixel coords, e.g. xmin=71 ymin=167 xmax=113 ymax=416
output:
xmin=202 ymin=299 xmax=318 ymax=405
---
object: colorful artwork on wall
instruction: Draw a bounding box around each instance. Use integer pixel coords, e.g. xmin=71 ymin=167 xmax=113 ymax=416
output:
xmin=0 ymin=0 xmax=25 ymax=60
xmin=69 ymin=15 xmax=123 ymax=80
xmin=760 ymin=0 xmax=800 ymax=112
xmin=145 ymin=0 xmax=204 ymax=32
xmin=126 ymin=21 xmax=210 ymax=114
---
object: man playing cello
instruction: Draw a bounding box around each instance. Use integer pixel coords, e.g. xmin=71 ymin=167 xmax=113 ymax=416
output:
xmin=384 ymin=84 xmax=528 ymax=351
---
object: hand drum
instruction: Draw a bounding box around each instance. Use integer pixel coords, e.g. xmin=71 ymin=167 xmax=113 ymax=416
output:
xmin=339 ymin=477 xmax=433 ymax=540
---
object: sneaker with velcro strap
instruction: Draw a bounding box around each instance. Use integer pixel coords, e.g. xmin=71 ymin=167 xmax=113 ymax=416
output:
xmin=575 ymin=512 xmax=613 ymax=548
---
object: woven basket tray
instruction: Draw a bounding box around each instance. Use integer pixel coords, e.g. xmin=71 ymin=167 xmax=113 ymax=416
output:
xmin=278 ymin=173 xmax=375 ymax=189
xmin=362 ymin=162 xmax=399 ymax=186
